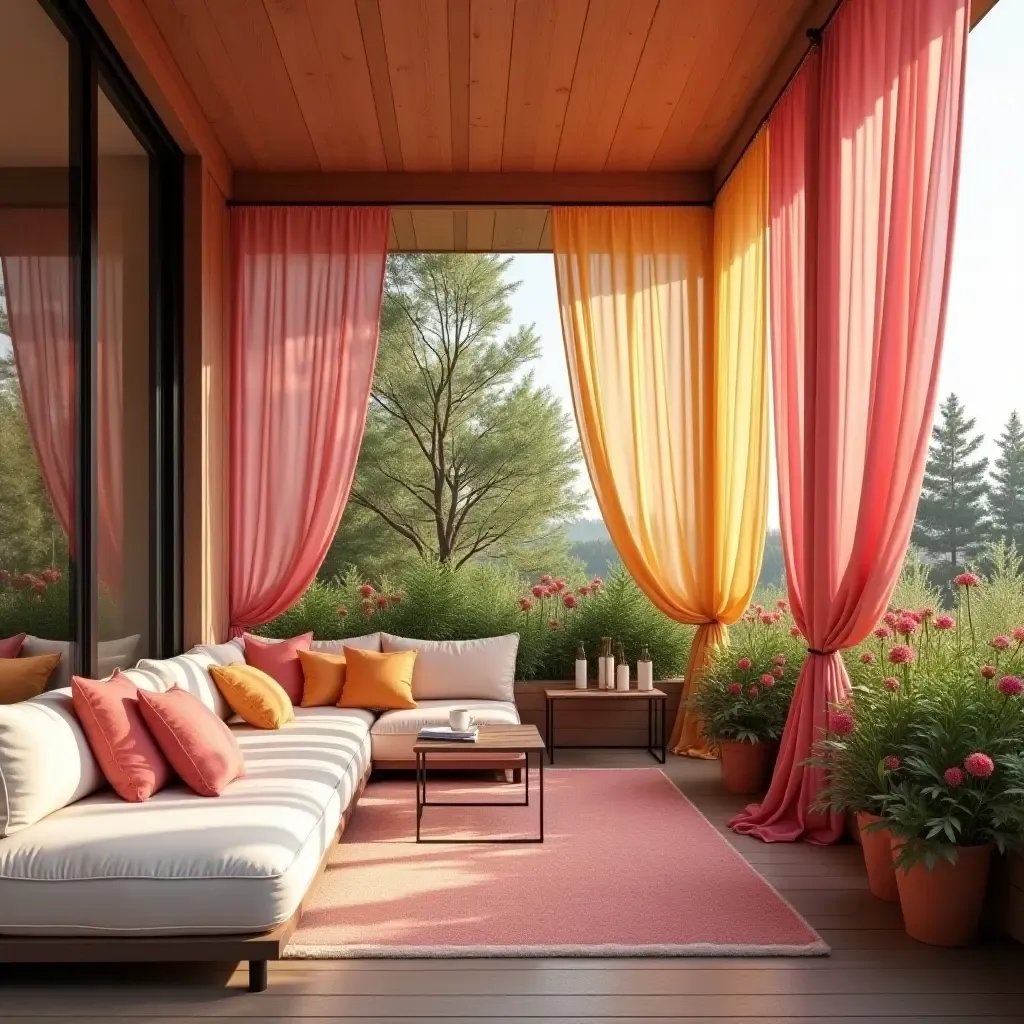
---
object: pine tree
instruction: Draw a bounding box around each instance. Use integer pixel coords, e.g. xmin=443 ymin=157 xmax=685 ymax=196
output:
xmin=912 ymin=393 xmax=990 ymax=585
xmin=990 ymin=410 xmax=1024 ymax=554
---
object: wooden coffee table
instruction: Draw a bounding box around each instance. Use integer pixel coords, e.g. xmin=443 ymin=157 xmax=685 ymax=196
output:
xmin=414 ymin=724 xmax=546 ymax=843
xmin=544 ymin=687 xmax=668 ymax=764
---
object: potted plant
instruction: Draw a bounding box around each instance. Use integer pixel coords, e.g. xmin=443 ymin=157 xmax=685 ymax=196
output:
xmin=689 ymin=604 xmax=802 ymax=794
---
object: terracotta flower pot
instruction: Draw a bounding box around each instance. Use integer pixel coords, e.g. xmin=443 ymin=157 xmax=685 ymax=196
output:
xmin=856 ymin=812 xmax=899 ymax=902
xmin=719 ymin=740 xmax=771 ymax=794
xmin=893 ymin=840 xmax=992 ymax=946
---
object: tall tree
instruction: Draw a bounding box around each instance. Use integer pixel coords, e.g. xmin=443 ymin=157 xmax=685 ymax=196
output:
xmin=990 ymin=410 xmax=1024 ymax=554
xmin=340 ymin=254 xmax=586 ymax=570
xmin=912 ymin=392 xmax=990 ymax=583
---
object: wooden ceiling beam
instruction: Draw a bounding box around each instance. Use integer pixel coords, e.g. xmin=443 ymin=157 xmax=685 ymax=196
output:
xmin=87 ymin=0 xmax=233 ymax=196
xmin=231 ymin=171 xmax=713 ymax=207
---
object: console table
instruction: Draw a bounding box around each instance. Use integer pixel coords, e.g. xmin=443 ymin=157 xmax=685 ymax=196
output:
xmin=543 ymin=688 xmax=668 ymax=764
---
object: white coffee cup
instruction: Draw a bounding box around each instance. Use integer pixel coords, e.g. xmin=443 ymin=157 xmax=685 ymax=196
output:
xmin=449 ymin=708 xmax=471 ymax=732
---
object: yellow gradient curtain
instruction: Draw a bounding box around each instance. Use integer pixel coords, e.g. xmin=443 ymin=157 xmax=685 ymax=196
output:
xmin=551 ymin=132 xmax=769 ymax=758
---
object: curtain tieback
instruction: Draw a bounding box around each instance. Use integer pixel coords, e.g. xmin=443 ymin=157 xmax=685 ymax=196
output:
xmin=807 ymin=647 xmax=837 ymax=656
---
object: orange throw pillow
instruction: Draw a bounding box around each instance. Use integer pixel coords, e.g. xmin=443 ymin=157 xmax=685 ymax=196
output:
xmin=297 ymin=649 xmax=347 ymax=708
xmin=0 ymin=654 xmax=61 ymax=704
xmin=209 ymin=663 xmax=295 ymax=729
xmin=338 ymin=647 xmax=417 ymax=710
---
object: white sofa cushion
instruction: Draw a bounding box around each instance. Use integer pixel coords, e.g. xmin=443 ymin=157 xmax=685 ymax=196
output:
xmin=370 ymin=698 xmax=519 ymax=761
xmin=0 ymin=706 xmax=373 ymax=936
xmin=312 ymin=632 xmax=381 ymax=655
xmin=22 ymin=634 xmax=142 ymax=692
xmin=380 ymin=634 xmax=518 ymax=701
xmin=135 ymin=643 xmax=245 ymax=721
xmin=0 ymin=689 xmax=105 ymax=837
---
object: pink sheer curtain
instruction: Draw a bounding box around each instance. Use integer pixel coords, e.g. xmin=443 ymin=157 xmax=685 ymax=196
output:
xmin=731 ymin=0 xmax=968 ymax=843
xmin=228 ymin=206 xmax=388 ymax=636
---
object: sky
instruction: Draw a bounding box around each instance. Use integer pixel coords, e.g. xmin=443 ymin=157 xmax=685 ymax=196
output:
xmin=506 ymin=0 xmax=1024 ymax=529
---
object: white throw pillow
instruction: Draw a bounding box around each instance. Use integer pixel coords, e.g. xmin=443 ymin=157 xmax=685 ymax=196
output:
xmin=312 ymin=632 xmax=382 ymax=655
xmin=380 ymin=634 xmax=519 ymax=702
xmin=135 ymin=643 xmax=243 ymax=721
xmin=0 ymin=688 xmax=105 ymax=837
xmin=21 ymin=634 xmax=142 ymax=692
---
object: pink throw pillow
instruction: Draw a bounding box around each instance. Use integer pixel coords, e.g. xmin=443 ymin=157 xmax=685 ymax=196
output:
xmin=243 ymin=632 xmax=313 ymax=705
xmin=72 ymin=672 xmax=171 ymax=802
xmin=0 ymin=634 xmax=26 ymax=658
xmin=137 ymin=686 xmax=244 ymax=797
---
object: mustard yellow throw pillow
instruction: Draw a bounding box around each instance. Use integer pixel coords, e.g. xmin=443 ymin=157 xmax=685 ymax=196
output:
xmin=209 ymin=663 xmax=294 ymax=729
xmin=338 ymin=648 xmax=417 ymax=710
xmin=0 ymin=654 xmax=61 ymax=705
xmin=297 ymin=649 xmax=347 ymax=708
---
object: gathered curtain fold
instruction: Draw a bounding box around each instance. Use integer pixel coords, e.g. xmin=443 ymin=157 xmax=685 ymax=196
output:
xmin=730 ymin=0 xmax=969 ymax=843
xmin=228 ymin=206 xmax=389 ymax=637
xmin=552 ymin=151 xmax=770 ymax=756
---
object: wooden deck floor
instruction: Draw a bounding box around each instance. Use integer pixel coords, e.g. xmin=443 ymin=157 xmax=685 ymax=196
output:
xmin=1 ymin=750 xmax=1022 ymax=1022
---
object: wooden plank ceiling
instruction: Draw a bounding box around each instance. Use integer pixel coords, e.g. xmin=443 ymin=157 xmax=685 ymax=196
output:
xmin=142 ymin=0 xmax=816 ymax=176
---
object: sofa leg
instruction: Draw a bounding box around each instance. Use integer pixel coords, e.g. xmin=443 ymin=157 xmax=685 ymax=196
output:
xmin=248 ymin=960 xmax=268 ymax=993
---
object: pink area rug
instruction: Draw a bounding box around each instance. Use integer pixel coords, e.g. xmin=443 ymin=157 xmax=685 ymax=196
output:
xmin=286 ymin=769 xmax=827 ymax=958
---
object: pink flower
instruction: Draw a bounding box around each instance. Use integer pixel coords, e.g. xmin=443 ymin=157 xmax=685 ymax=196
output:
xmin=777 ymin=599 xmax=788 ymax=611
xmin=31 ymin=580 xmax=46 ymax=593
xmin=895 ymin=614 xmax=918 ymax=637
xmin=737 ymin=657 xmax=752 ymax=670
xmin=41 ymin=568 xmax=61 ymax=584
xmin=920 ymin=607 xmax=935 ymax=620
xmin=772 ymin=665 xmax=784 ymax=678
xmin=760 ymin=673 xmax=773 ymax=685
xmin=883 ymin=755 xmax=900 ymax=771
xmin=760 ymin=613 xmax=774 ymax=625
xmin=981 ymin=665 xmax=997 ymax=679
xmin=773 ymin=655 xmax=786 ymax=666
xmin=562 ymin=594 xmax=577 ymax=609
xmin=1012 ymin=626 xmax=1024 ymax=643
xmin=888 ymin=644 xmax=915 ymax=665
xmin=754 ymin=604 xmax=764 ymax=614
xmin=547 ymin=618 xmax=560 ymax=630
xmin=554 ymin=578 xmax=567 ymax=592
xmin=771 ymin=611 xmax=782 ymax=624
xmin=934 ymin=615 xmax=955 ymax=631
xmin=577 ymin=585 xmax=591 ymax=596
xmin=591 ymin=577 xmax=603 ymax=588
xmin=358 ymin=583 xmax=374 ymax=598
xmin=997 ymin=676 xmax=1023 ymax=697
xmin=990 ymin=636 xmax=1011 ymax=651
xmin=748 ymin=686 xmax=760 ymax=696
xmin=883 ymin=612 xmax=898 ymax=627
xmin=336 ymin=607 xmax=347 ymax=618
xmin=789 ymin=626 xmax=802 ymax=638
xmin=860 ymin=652 xmax=875 ymax=664
xmin=883 ymin=676 xmax=900 ymax=692
xmin=909 ymin=611 xmax=923 ymax=624
xmin=518 ymin=597 xmax=534 ymax=612
xmin=873 ymin=626 xmax=892 ymax=639
xmin=944 ymin=766 xmax=964 ymax=787
xmin=375 ymin=595 xmax=389 ymax=609
xmin=540 ymin=575 xmax=553 ymax=585
xmin=728 ymin=682 xmax=742 ymax=695
xmin=954 ymin=572 xmax=980 ymax=587
xmin=829 ymin=710 xmax=856 ymax=735
xmin=531 ymin=584 xmax=546 ymax=598
xmin=964 ymin=752 xmax=995 ymax=778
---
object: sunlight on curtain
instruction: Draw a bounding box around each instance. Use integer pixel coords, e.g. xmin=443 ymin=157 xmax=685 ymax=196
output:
xmin=552 ymin=136 xmax=769 ymax=757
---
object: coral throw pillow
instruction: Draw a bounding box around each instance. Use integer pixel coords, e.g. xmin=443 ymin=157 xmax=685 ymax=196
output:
xmin=209 ymin=663 xmax=295 ymax=729
xmin=0 ymin=654 xmax=61 ymax=705
xmin=137 ymin=686 xmax=244 ymax=797
xmin=72 ymin=672 xmax=171 ymax=802
xmin=0 ymin=634 xmax=26 ymax=658
xmin=243 ymin=632 xmax=313 ymax=704
xmin=338 ymin=647 xmax=417 ymax=710
xmin=297 ymin=649 xmax=347 ymax=708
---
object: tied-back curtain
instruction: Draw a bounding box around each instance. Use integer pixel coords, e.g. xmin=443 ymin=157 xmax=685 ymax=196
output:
xmin=228 ymin=206 xmax=388 ymax=636
xmin=731 ymin=0 xmax=968 ymax=843
xmin=552 ymin=188 xmax=769 ymax=757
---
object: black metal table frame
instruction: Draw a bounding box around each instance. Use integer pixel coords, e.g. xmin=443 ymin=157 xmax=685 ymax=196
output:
xmin=545 ymin=692 xmax=667 ymax=764
xmin=415 ymin=747 xmax=544 ymax=843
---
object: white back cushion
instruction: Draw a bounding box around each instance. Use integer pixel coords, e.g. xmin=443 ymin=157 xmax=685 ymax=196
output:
xmin=312 ymin=632 xmax=381 ymax=655
xmin=380 ymin=634 xmax=519 ymax=701
xmin=22 ymin=634 xmax=141 ymax=692
xmin=0 ymin=688 xmax=105 ymax=837
xmin=135 ymin=642 xmax=243 ymax=721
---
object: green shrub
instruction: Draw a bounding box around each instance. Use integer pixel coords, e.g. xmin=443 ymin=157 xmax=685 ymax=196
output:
xmin=260 ymin=560 xmax=693 ymax=680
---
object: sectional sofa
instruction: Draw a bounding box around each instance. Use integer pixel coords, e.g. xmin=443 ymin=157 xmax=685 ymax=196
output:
xmin=0 ymin=631 xmax=520 ymax=991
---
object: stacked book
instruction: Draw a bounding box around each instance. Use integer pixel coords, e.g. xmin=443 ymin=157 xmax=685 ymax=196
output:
xmin=417 ymin=725 xmax=479 ymax=743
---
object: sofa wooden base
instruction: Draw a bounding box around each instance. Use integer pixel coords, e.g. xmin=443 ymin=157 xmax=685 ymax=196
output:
xmin=0 ymin=765 xmax=371 ymax=994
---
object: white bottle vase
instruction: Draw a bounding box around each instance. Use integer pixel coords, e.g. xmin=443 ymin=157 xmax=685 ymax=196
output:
xmin=575 ymin=658 xmax=588 ymax=689
xmin=597 ymin=657 xmax=607 ymax=689
xmin=637 ymin=659 xmax=653 ymax=691
xmin=602 ymin=656 xmax=615 ymax=689
xmin=616 ymin=663 xmax=630 ymax=691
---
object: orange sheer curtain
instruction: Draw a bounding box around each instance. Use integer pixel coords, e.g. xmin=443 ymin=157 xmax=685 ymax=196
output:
xmin=553 ymin=138 xmax=769 ymax=757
